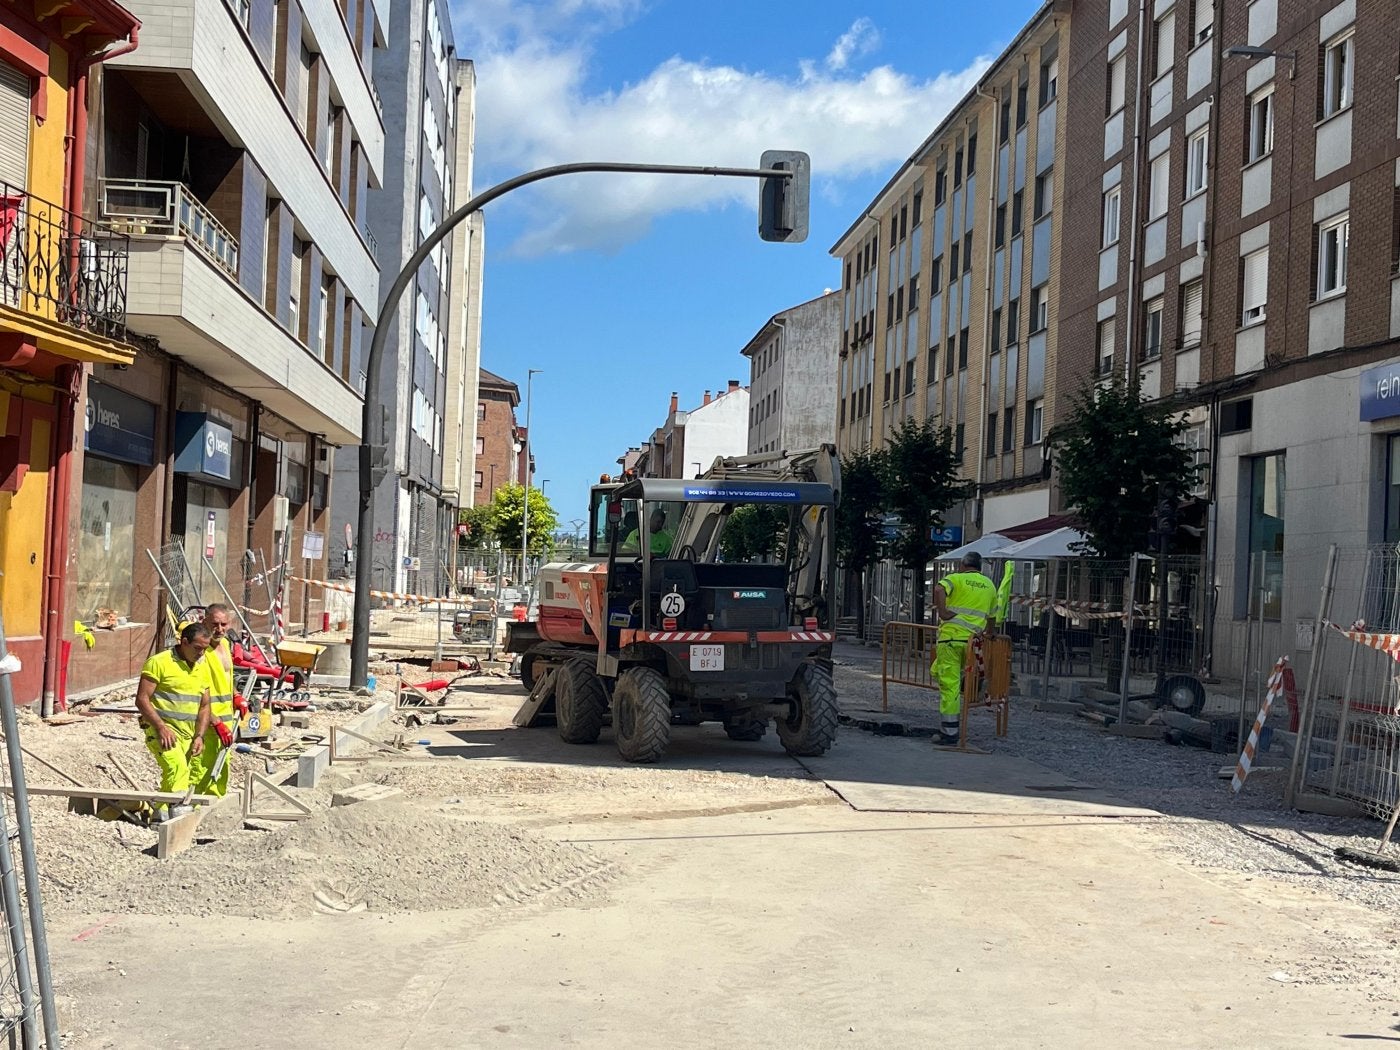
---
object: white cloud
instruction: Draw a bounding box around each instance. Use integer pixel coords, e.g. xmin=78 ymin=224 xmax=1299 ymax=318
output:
xmin=450 ymin=4 xmax=990 ymax=256
xmin=826 ymin=17 xmax=880 ymax=71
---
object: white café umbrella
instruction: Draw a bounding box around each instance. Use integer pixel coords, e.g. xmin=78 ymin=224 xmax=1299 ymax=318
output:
xmin=937 ymin=532 xmax=1013 ymax=563
xmin=992 ymin=526 xmax=1091 ymax=560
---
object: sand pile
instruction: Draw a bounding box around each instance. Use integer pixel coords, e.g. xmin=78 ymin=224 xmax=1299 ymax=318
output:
xmin=89 ymin=800 xmax=614 ymax=918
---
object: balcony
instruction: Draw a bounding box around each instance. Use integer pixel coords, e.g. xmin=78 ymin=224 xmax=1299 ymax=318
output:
xmin=99 ymin=180 xmax=239 ymax=278
xmin=0 ymin=182 xmax=130 ymax=343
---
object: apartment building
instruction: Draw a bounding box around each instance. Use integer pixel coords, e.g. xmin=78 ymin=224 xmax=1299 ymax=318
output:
xmin=62 ymin=0 xmax=383 ymax=694
xmin=475 ymin=367 xmax=520 ymax=503
xmin=0 ymin=0 xmax=140 ymax=708
xmin=832 ymin=2 xmax=1069 ymax=537
xmin=743 ymin=290 xmax=841 ymax=456
xmin=328 ymin=0 xmax=465 ymax=597
xmin=441 ymin=61 xmax=483 ymax=512
xmin=1057 ymin=0 xmax=1400 ymax=677
xmin=637 ymin=382 xmax=750 ymax=478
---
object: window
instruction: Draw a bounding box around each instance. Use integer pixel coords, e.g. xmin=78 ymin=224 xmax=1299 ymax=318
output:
xmin=962 ymin=231 xmax=972 ymax=267
xmin=1247 ymin=89 xmax=1273 ymax=163
xmin=1031 ymin=286 xmax=1049 ymax=333
xmin=1185 ymin=126 xmax=1208 ymax=197
xmin=1180 ymin=279 xmax=1203 ymax=347
xmin=1006 ymin=299 xmax=1020 ymax=345
xmin=1107 ymin=55 xmax=1127 ymax=115
xmin=930 ymin=257 xmax=943 ymax=295
xmin=953 ymin=148 xmax=963 ymax=187
xmin=1321 ymin=35 xmax=1353 ymax=119
xmin=1143 ymin=297 xmax=1163 ymax=360
xmin=1247 ymin=453 xmax=1286 ymax=620
xmin=75 ymin=457 xmax=138 ymax=620
xmin=297 ymin=44 xmax=314 ymax=133
xmin=289 ymin=239 xmax=305 ymax=338
xmin=995 ymin=205 xmax=1006 ymax=248
xmin=1242 ymin=247 xmax=1268 ymax=324
xmin=317 ymin=277 xmax=330 ymax=359
xmin=966 ymin=135 xmax=977 ymax=176
xmin=1002 ymin=409 xmax=1016 ymax=453
xmin=1039 ymin=55 xmax=1059 ymax=106
xmin=1033 ymin=171 xmax=1054 ymax=219
xmin=1149 ymin=153 xmax=1170 ymax=219
xmin=1192 ymin=0 xmax=1213 ymax=45
xmin=955 ymin=423 xmax=966 ymax=457
xmin=475 ymin=437 xmax=485 ymax=455
xmin=958 ymin=328 xmax=969 ymax=369
xmin=474 ymin=471 xmax=484 ymax=488
xmin=991 ymin=308 xmax=1002 ymax=353
xmin=934 ymin=167 xmax=948 ymax=206
xmin=477 ymin=402 xmax=486 ymax=420
xmin=1026 ymin=399 xmax=1044 ymax=445
xmin=1011 ymin=190 xmax=1024 ymax=237
xmin=1317 ymin=214 xmax=1349 ymax=298
xmin=1016 ymin=80 xmax=1028 ymax=127
xmin=1386 ymin=435 xmax=1400 ymax=544
xmin=950 ymin=243 xmax=960 ymax=278
xmin=1000 ymin=99 xmax=1011 ymax=143
xmin=945 ymin=337 xmax=956 ymax=376
xmin=1097 ymin=319 xmax=1116 ymax=375
xmin=986 ymin=413 xmax=999 ymax=458
xmin=1102 ymin=187 xmax=1121 ymax=247
xmin=1154 ymin=10 xmax=1175 ymax=78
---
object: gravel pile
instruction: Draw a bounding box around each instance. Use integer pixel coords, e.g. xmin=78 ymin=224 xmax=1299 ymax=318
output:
xmin=82 ymin=800 xmax=614 ymax=918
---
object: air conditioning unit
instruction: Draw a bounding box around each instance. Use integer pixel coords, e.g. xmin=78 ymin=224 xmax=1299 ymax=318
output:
xmin=272 ymin=495 xmax=290 ymax=532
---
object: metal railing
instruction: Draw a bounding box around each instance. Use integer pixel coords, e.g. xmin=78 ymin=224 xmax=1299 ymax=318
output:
xmin=0 ymin=181 xmax=130 ymax=341
xmin=99 ymin=178 xmax=240 ymax=278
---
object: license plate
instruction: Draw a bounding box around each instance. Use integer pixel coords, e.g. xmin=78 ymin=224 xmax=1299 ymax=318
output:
xmin=689 ymin=644 xmax=724 ymax=671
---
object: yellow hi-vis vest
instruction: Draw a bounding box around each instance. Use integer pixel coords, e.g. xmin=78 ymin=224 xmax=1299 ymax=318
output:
xmin=936 ymin=570 xmax=998 ymax=642
xmin=202 ymin=637 xmax=236 ymax=730
xmin=139 ymin=648 xmax=209 ymax=739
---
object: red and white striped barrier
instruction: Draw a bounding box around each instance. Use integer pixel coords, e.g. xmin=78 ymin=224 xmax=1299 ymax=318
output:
xmin=1325 ymin=620 xmax=1400 ymax=660
xmin=1232 ymin=656 xmax=1289 ymax=795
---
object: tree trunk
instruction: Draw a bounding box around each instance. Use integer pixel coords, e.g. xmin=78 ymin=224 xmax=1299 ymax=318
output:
xmin=853 ymin=569 xmax=866 ymax=642
xmin=911 ymin=563 xmax=926 ymax=624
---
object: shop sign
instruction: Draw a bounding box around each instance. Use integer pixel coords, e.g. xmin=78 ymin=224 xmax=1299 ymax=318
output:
xmin=84 ymin=381 xmax=156 ymax=466
xmin=174 ymin=412 xmax=234 ymax=483
xmin=1361 ymin=360 xmax=1400 ymax=422
xmin=929 ymin=525 xmax=964 ymax=547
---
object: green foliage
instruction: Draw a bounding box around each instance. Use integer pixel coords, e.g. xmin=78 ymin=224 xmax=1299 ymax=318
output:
xmin=456 ymin=504 xmax=495 ymax=546
xmin=719 ymin=504 xmax=788 ymax=562
xmin=881 ymin=418 xmax=974 ymax=620
xmin=1052 ymin=378 xmax=1198 ymax=560
xmin=486 ymin=484 xmax=559 ymax=556
xmin=834 ymin=448 xmax=885 ymax=575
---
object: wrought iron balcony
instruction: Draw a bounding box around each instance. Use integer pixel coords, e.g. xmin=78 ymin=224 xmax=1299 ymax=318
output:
xmin=0 ymin=182 xmax=130 ymax=343
xmin=99 ymin=179 xmax=240 ymax=279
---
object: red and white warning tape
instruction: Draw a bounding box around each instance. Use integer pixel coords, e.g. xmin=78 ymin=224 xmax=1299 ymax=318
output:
xmin=289 ymin=576 xmax=474 ymax=606
xmin=1325 ymin=620 xmax=1400 ymax=660
xmin=1232 ymin=656 xmax=1290 ymax=795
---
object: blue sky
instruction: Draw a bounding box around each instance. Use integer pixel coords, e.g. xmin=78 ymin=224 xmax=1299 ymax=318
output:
xmin=448 ymin=0 xmax=1044 ymax=528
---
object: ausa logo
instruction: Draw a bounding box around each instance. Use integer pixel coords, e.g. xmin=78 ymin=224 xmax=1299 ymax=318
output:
xmin=731 ymin=590 xmax=768 ymax=600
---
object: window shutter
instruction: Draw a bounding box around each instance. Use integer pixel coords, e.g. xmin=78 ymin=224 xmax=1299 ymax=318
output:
xmin=1193 ymin=0 xmax=1213 ymax=43
xmin=1156 ymin=12 xmax=1175 ymax=74
xmin=1182 ymin=281 xmax=1203 ymax=344
xmin=1150 ymin=155 xmax=1170 ymax=217
xmin=0 ymin=61 xmax=31 ymax=191
xmin=1243 ymin=250 xmax=1269 ymax=312
xmin=1110 ymin=57 xmax=1127 ymax=112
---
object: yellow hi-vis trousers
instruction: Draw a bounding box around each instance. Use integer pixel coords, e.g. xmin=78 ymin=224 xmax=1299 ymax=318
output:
xmin=932 ymin=639 xmax=967 ymax=735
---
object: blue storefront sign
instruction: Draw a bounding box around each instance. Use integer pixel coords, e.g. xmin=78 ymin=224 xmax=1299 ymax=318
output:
xmin=174 ymin=412 xmax=234 ymax=483
xmin=929 ymin=525 xmax=964 ymax=547
xmin=84 ymin=381 xmax=156 ymax=466
xmin=1361 ymin=360 xmax=1400 ymax=422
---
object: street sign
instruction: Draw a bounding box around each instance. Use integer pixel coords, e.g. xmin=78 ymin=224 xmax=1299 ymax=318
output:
xmin=344 ymin=523 xmax=353 ymax=549
xmin=929 ymin=525 xmax=963 ymax=547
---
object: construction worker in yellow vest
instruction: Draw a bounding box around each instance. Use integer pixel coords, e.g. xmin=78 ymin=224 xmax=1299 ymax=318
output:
xmin=134 ymin=622 xmax=213 ymax=816
xmin=930 ymin=551 xmax=999 ymax=746
xmin=188 ymin=603 xmax=245 ymax=797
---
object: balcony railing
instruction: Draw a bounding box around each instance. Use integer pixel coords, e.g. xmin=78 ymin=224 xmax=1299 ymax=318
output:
xmin=0 ymin=182 xmax=130 ymax=342
xmin=99 ymin=179 xmax=240 ymax=278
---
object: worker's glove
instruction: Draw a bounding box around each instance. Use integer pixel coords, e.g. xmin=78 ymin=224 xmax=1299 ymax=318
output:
xmin=213 ymin=721 xmax=234 ymax=747
xmin=233 ymin=696 xmax=249 ymax=717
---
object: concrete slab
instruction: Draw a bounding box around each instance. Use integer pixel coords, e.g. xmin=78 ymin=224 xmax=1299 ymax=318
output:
xmin=797 ymin=731 xmax=1158 ymax=817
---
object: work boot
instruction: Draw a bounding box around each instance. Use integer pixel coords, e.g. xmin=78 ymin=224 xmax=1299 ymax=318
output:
xmin=933 ymin=732 xmax=961 ymax=747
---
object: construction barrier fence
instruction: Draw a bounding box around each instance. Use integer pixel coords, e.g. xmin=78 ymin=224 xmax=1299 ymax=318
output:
xmin=879 ymin=620 xmax=1011 ymax=743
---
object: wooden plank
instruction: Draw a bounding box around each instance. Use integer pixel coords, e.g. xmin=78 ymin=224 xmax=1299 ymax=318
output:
xmin=241 ymin=770 xmax=312 ymax=821
xmin=0 ymin=784 xmax=218 ymax=804
xmin=511 ymin=667 xmax=557 ymax=728
xmin=156 ymin=808 xmax=204 ymax=860
xmin=108 ymin=752 xmax=142 ymax=791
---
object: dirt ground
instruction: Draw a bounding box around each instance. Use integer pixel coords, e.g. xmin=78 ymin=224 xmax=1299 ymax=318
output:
xmin=21 ymin=648 xmax=1400 ymax=1048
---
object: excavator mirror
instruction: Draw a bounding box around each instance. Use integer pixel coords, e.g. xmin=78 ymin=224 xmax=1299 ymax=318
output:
xmin=606 ymin=501 xmax=623 ymax=526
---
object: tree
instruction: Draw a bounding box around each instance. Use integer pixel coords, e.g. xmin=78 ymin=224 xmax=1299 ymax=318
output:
xmin=1052 ymin=378 xmax=1198 ymax=560
xmin=457 ymin=504 xmax=495 ymax=547
xmin=719 ymin=504 xmax=788 ymax=562
xmin=881 ymin=418 xmax=974 ymax=624
xmin=486 ymin=484 xmax=559 ymax=558
xmin=834 ymin=448 xmax=886 ymax=640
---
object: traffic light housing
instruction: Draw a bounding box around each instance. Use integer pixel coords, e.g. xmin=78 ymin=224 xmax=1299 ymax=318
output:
xmin=759 ymin=150 xmax=810 ymax=243
xmin=1151 ymin=482 xmax=1179 ymax=548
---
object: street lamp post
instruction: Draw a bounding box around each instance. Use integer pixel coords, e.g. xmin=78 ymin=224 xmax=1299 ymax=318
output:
xmin=521 ymin=369 xmax=541 ymax=583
